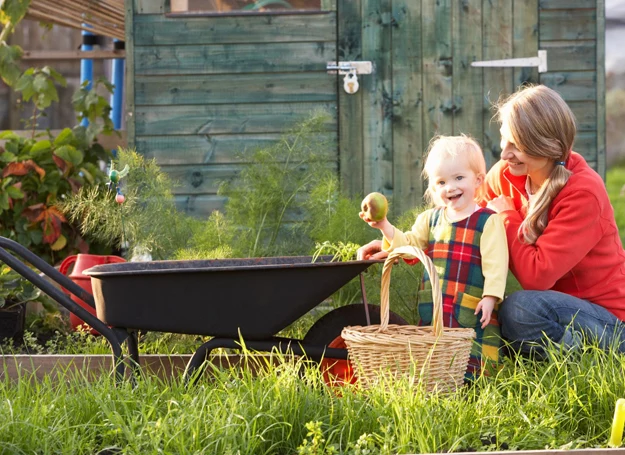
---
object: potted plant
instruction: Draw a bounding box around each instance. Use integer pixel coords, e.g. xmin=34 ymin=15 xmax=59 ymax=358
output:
xmin=0 ymin=264 xmax=43 ymax=342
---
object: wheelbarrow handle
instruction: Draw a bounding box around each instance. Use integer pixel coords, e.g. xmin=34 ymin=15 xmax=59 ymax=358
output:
xmin=0 ymin=237 xmax=95 ymax=308
xmin=0 ymin=237 xmax=119 ymax=345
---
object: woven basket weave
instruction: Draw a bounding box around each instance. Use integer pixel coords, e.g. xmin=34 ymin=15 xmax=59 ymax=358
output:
xmin=341 ymin=245 xmax=476 ymax=392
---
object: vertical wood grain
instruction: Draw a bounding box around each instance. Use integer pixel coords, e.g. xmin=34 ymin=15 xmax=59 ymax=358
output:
xmin=361 ymin=0 xmax=393 ymax=196
xmin=337 ymin=0 xmax=363 ymax=197
xmin=513 ymin=0 xmax=539 ymax=87
xmin=596 ymin=0 xmax=606 ymax=179
xmin=422 ymin=0 xmax=453 ymax=142
xmin=482 ymin=0 xmax=514 ymax=168
xmin=391 ymin=0 xmax=424 ymax=214
xmin=125 ymin=0 xmax=135 ymax=149
xmin=452 ymin=0 xmax=483 ymax=142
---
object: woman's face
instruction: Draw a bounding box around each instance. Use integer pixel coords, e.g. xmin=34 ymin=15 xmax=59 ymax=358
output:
xmin=499 ymin=122 xmax=552 ymax=178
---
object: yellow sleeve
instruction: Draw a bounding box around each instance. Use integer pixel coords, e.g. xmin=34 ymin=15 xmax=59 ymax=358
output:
xmin=480 ymin=214 xmax=509 ymax=302
xmin=381 ymin=209 xmax=431 ymax=251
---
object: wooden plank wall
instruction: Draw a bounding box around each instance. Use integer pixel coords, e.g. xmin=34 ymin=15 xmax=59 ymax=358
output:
xmin=539 ymin=0 xmax=604 ymax=177
xmin=129 ymin=0 xmax=337 ymax=217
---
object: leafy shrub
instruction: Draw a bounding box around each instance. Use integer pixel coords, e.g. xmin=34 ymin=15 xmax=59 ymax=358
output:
xmin=218 ymin=111 xmax=335 ymax=257
xmin=60 ymin=148 xmax=196 ymax=260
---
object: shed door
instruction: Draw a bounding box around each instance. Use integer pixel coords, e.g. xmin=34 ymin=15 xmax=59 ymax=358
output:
xmin=336 ymin=0 xmax=539 ymax=215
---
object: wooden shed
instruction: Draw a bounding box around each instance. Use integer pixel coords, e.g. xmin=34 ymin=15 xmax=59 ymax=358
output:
xmin=125 ymin=0 xmax=605 ymax=217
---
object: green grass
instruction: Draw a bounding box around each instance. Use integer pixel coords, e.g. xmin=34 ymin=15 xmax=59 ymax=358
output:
xmin=607 ymin=164 xmax=625 ymax=244
xmin=0 ymin=342 xmax=624 ymax=454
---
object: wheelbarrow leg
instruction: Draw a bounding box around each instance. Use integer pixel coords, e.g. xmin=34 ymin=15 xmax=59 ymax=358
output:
xmin=183 ymin=336 xmax=350 ymax=386
xmin=184 ymin=337 xmax=243 ymax=385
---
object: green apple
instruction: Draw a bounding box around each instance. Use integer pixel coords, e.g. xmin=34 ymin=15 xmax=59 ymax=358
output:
xmin=361 ymin=192 xmax=388 ymax=222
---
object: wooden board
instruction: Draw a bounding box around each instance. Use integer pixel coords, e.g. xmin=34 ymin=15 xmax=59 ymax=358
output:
xmin=134 ymin=103 xmax=337 ymax=136
xmin=453 ymin=0 xmax=483 ymax=141
xmin=540 ymin=9 xmax=597 ymax=41
xmin=134 ymin=13 xmax=336 ymax=45
xmin=513 ymin=0 xmax=539 ymax=87
xmin=391 ymin=0 xmax=424 ymax=213
xmin=137 ymin=133 xmax=338 ymax=165
xmin=336 ymin=0 xmax=363 ymax=197
xmin=126 ymin=0 xmax=136 ymax=148
xmin=482 ymin=0 xmax=514 ymax=167
xmin=135 ymin=73 xmax=336 ymax=105
xmin=134 ymin=42 xmax=337 ymax=75
xmin=421 ymin=0 xmax=453 ymax=138
xmin=541 ymin=41 xmax=595 ymax=72
xmin=541 ymin=71 xmax=597 ymax=102
xmin=360 ymin=0 xmax=392 ymax=196
xmin=596 ymin=0 xmax=606 ymax=179
xmin=569 ymin=101 xmax=598 ymax=132
xmin=162 ymin=161 xmax=337 ymax=195
xmin=0 ymin=354 xmax=277 ymax=382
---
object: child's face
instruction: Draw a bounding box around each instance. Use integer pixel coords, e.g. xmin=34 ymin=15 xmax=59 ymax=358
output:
xmin=429 ymin=155 xmax=483 ymax=217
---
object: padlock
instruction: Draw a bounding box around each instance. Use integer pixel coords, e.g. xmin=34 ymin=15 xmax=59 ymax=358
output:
xmin=343 ymin=72 xmax=359 ymax=94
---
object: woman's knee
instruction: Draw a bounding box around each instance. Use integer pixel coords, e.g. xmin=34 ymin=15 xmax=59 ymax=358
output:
xmin=499 ymin=291 xmax=535 ymax=325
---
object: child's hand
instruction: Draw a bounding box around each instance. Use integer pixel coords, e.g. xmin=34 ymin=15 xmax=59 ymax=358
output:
xmin=359 ymin=211 xmax=389 ymax=229
xmin=475 ymin=296 xmax=497 ymax=329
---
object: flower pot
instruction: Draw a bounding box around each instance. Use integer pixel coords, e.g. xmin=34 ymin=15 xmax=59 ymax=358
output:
xmin=0 ymin=302 xmax=26 ymax=342
xmin=59 ymin=254 xmax=126 ymax=334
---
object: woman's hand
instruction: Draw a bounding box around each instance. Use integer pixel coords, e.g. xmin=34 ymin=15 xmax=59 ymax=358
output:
xmin=357 ymin=239 xmax=388 ymax=260
xmin=486 ymin=195 xmax=515 ymax=213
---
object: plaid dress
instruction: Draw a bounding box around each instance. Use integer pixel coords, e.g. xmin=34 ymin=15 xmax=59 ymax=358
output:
xmin=414 ymin=207 xmax=502 ymax=379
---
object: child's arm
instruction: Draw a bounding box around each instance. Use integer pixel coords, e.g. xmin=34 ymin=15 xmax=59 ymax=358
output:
xmin=360 ymin=210 xmax=431 ymax=252
xmin=478 ymin=214 xmax=509 ymax=327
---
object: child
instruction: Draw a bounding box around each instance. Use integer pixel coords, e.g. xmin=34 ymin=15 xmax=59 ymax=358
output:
xmin=360 ymin=135 xmax=509 ymax=378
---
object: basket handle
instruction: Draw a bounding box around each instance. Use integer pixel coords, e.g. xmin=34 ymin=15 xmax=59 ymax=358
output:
xmin=380 ymin=245 xmax=443 ymax=337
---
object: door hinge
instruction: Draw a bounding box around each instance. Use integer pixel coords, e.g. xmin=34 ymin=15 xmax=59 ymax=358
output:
xmin=471 ymin=50 xmax=547 ymax=73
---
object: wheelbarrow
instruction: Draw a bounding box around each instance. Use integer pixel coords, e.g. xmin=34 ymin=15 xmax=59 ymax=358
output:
xmin=0 ymin=236 xmax=407 ymax=382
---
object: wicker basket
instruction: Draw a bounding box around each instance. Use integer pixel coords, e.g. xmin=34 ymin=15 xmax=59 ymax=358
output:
xmin=341 ymin=245 xmax=476 ymax=392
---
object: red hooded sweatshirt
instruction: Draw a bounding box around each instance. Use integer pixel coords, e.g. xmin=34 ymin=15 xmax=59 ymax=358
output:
xmin=482 ymin=152 xmax=625 ymax=321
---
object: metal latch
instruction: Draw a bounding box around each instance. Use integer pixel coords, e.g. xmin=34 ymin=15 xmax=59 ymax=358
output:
xmin=471 ymin=50 xmax=548 ymax=73
xmin=327 ymin=61 xmax=373 ymax=95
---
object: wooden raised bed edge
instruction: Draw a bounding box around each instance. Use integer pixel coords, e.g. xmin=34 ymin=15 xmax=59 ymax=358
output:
xmin=414 ymin=450 xmax=625 ymax=455
xmin=0 ymin=353 xmax=275 ymax=382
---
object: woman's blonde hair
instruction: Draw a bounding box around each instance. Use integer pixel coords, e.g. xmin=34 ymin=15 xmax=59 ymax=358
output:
xmin=497 ymin=84 xmax=576 ymax=244
xmin=422 ymin=134 xmax=486 ymax=206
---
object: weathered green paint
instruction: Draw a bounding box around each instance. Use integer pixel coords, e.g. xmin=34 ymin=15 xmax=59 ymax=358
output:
xmin=126 ymin=0 xmax=605 ymax=217
xmin=391 ymin=0 xmax=424 ymax=212
xmin=361 ymin=0 xmax=393 ymax=196
xmin=596 ymin=0 xmax=606 ymax=179
xmin=337 ymin=0 xmax=363 ymax=197
xmin=453 ymin=0 xmax=483 ymax=143
xmin=422 ymin=0 xmax=453 ymax=140
xmin=135 ymin=42 xmax=336 ymax=75
xmin=482 ymin=0 xmax=513 ymax=166
xmin=134 ymin=13 xmax=336 ymax=45
xmin=135 ymin=73 xmax=336 ymax=105
xmin=569 ymin=101 xmax=597 ymax=132
xmin=125 ymin=0 xmax=136 ymax=149
xmin=541 ymin=72 xmax=597 ymax=102
xmin=135 ymin=103 xmax=337 ymax=136
xmin=513 ymin=0 xmax=539 ymax=87
xmin=138 ymin=134 xmax=338 ymax=165
xmin=540 ymin=9 xmax=596 ymax=41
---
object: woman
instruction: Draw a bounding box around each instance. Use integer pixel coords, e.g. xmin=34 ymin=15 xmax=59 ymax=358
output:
xmin=358 ymin=84 xmax=625 ymax=355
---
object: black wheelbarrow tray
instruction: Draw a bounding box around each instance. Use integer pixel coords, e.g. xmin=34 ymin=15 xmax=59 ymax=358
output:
xmin=0 ymin=236 xmax=406 ymax=382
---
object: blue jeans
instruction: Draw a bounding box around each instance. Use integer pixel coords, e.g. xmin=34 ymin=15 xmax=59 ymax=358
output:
xmin=499 ymin=290 xmax=625 ymax=356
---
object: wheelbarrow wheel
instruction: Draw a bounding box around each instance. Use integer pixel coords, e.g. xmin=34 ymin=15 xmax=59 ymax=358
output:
xmin=303 ymin=303 xmax=407 ymax=345
xmin=303 ymin=304 xmax=407 ymax=386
